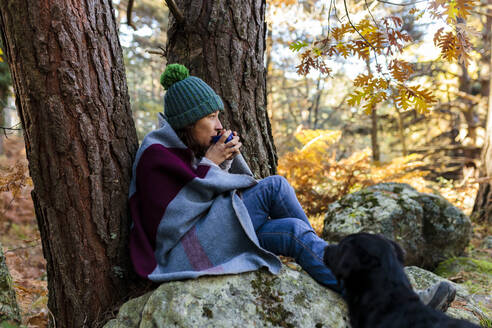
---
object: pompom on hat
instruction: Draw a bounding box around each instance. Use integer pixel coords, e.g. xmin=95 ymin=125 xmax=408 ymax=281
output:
xmin=160 ymin=64 xmax=224 ymax=130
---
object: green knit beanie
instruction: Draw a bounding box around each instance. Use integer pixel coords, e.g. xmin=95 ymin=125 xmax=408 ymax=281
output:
xmin=160 ymin=63 xmax=224 ymax=130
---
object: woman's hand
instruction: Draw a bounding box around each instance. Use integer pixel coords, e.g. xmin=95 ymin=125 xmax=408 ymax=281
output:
xmin=205 ymin=130 xmax=242 ymax=165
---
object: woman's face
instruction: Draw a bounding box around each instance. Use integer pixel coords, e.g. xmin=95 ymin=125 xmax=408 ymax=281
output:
xmin=190 ymin=111 xmax=223 ymax=148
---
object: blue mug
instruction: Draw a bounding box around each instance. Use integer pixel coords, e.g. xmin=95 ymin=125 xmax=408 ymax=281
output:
xmin=212 ymin=133 xmax=234 ymax=144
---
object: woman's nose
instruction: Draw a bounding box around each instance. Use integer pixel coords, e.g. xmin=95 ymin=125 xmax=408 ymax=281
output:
xmin=216 ymin=119 xmax=223 ymax=130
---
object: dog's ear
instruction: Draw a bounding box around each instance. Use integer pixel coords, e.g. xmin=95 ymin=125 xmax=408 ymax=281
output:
xmin=334 ymin=245 xmax=361 ymax=280
xmin=323 ymin=244 xmax=337 ymax=268
xmin=389 ymin=240 xmax=406 ymax=264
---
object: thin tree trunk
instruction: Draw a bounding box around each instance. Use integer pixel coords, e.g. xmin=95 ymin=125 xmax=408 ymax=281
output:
xmin=0 ymin=108 xmax=4 ymax=155
xmin=366 ymin=60 xmax=379 ymax=161
xmin=0 ymin=88 xmax=5 ymax=155
xmin=371 ymin=106 xmax=380 ymax=162
xmin=313 ymin=81 xmax=322 ymax=129
xmin=165 ymin=0 xmax=277 ymax=177
xmin=480 ymin=0 xmax=491 ymax=100
xmin=396 ymin=105 xmax=407 ymax=156
xmin=459 ymin=62 xmax=477 ymax=144
xmin=0 ymin=1 xmax=140 ymax=326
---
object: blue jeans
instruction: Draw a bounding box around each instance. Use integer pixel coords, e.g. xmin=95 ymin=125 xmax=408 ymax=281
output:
xmin=241 ymin=175 xmax=341 ymax=293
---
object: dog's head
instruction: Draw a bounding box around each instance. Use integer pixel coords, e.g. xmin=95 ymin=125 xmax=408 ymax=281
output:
xmin=323 ymin=233 xmax=406 ymax=281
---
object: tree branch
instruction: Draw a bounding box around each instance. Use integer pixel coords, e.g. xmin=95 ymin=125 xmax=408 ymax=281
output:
xmin=471 ymin=9 xmax=492 ymax=18
xmin=0 ymin=124 xmax=22 ymax=139
xmin=343 ymin=0 xmax=378 ymax=54
xmin=126 ymin=0 xmax=137 ymax=30
xmin=0 ymin=126 xmax=21 ymax=131
xmin=146 ymin=47 xmax=166 ymax=57
xmin=375 ymin=0 xmax=427 ymax=6
xmin=365 ymin=0 xmax=380 ymax=28
xmin=164 ymin=0 xmax=185 ymax=25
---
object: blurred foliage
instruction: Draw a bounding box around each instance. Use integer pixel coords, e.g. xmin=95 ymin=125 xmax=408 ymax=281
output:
xmin=0 ymin=41 xmax=12 ymax=107
xmin=114 ymin=0 xmax=168 ymax=140
xmin=0 ymin=137 xmax=46 ymax=327
xmin=0 ymin=162 xmax=30 ymax=199
xmin=278 ymin=128 xmax=429 ymax=216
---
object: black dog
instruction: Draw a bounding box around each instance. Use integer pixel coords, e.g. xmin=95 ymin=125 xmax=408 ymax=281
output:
xmin=323 ymin=233 xmax=480 ymax=328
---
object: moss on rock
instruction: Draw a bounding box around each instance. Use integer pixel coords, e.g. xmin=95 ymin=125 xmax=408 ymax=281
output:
xmin=436 ymin=257 xmax=492 ymax=277
xmin=0 ymin=244 xmax=20 ymax=323
xmin=323 ymin=182 xmax=472 ymax=269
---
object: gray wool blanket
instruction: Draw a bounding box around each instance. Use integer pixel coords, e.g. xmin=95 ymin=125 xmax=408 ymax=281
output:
xmin=128 ymin=119 xmax=281 ymax=281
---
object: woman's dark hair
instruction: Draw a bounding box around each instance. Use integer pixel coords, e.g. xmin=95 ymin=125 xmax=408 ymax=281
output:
xmin=175 ymin=124 xmax=208 ymax=158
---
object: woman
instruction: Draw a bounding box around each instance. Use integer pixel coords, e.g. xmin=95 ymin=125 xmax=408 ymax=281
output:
xmin=129 ymin=64 xmax=455 ymax=310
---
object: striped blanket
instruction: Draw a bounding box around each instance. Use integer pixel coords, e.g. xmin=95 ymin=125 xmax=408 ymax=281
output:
xmin=128 ymin=120 xmax=281 ymax=282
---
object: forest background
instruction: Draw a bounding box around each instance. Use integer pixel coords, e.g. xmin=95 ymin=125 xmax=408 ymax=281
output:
xmin=0 ymin=0 xmax=491 ymax=326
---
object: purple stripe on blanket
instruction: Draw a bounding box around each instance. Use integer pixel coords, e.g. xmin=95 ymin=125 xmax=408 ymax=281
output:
xmin=181 ymin=226 xmax=213 ymax=271
xmin=129 ymin=194 xmax=157 ymax=278
xmin=134 ymin=144 xmax=210 ymax=247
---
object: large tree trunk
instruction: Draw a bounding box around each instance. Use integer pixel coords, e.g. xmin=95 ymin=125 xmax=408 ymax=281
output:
xmin=473 ymin=3 xmax=492 ymax=223
xmin=0 ymin=1 xmax=139 ymax=326
xmin=165 ymin=0 xmax=277 ymax=177
xmin=474 ymin=99 xmax=492 ymax=224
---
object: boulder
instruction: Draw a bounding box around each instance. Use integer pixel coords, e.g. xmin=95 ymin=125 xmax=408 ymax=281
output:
xmin=434 ymin=257 xmax=492 ymax=319
xmin=405 ymin=266 xmax=490 ymax=325
xmin=0 ymin=244 xmax=20 ymax=323
xmin=104 ymin=264 xmax=348 ymax=328
xmin=322 ymin=183 xmax=472 ymax=268
xmin=105 ymin=263 xmax=488 ymax=327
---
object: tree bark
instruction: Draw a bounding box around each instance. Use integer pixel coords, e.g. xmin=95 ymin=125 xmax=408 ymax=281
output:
xmin=0 ymin=1 xmax=139 ymax=326
xmin=473 ymin=99 xmax=492 ymax=223
xmin=473 ymin=3 xmax=492 ymax=223
xmin=165 ymin=0 xmax=277 ymax=177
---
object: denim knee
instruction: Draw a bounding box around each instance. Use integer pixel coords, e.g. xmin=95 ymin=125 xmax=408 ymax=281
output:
xmin=263 ymin=175 xmax=291 ymax=193
xmin=258 ymin=218 xmax=316 ymax=244
xmin=257 ymin=218 xmax=327 ymax=271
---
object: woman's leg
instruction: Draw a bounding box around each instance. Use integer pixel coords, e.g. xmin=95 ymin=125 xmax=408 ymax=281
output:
xmin=256 ymin=217 xmax=342 ymax=293
xmin=241 ymin=175 xmax=311 ymax=230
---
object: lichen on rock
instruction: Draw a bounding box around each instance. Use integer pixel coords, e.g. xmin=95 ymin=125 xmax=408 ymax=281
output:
xmin=434 ymin=257 xmax=492 ymax=318
xmin=0 ymin=244 xmax=20 ymax=324
xmin=405 ymin=266 xmax=491 ymax=325
xmin=322 ymin=182 xmax=472 ymax=268
xmin=105 ymin=263 xmax=488 ymax=328
xmin=104 ymin=265 xmax=349 ymax=328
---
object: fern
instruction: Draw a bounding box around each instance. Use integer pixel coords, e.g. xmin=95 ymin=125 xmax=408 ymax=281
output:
xmin=289 ymin=40 xmax=309 ymax=52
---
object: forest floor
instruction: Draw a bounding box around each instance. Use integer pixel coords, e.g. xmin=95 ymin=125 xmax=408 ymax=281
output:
xmin=1 ymin=135 xmax=491 ymax=327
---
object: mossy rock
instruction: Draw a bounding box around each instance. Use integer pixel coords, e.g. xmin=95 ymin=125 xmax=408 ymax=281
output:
xmin=322 ymin=182 xmax=472 ymax=269
xmin=436 ymin=257 xmax=492 ymax=277
xmin=104 ymin=265 xmax=349 ymax=328
xmin=435 ymin=257 xmax=492 ymax=319
xmin=0 ymin=244 xmax=20 ymax=323
xmin=405 ymin=266 xmax=491 ymax=325
xmin=106 ymin=264 xmax=489 ymax=327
